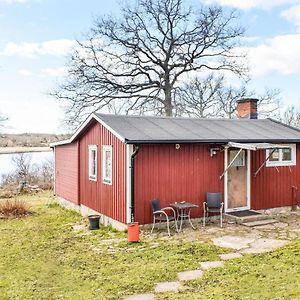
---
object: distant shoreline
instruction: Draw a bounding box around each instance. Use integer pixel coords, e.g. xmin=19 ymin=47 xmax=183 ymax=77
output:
xmin=0 ymin=147 xmax=52 ymax=154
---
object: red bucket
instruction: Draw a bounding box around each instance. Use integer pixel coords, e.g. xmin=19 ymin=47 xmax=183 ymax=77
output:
xmin=128 ymin=222 xmax=139 ymax=242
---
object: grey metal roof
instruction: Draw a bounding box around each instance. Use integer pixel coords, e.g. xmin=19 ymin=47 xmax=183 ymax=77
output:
xmin=95 ymin=113 xmax=300 ymax=143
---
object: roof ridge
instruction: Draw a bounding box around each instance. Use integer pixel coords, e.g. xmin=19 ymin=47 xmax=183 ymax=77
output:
xmin=267 ymin=118 xmax=300 ymax=134
xmin=95 ymin=113 xmax=265 ymax=122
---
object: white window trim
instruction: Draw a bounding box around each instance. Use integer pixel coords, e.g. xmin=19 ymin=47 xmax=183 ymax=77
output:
xmin=229 ymin=149 xmax=246 ymax=167
xmin=266 ymin=144 xmax=296 ymax=167
xmin=88 ymin=145 xmax=97 ymax=181
xmin=102 ymin=145 xmax=113 ymax=185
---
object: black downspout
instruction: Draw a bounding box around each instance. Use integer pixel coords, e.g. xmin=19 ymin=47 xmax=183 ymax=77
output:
xmin=130 ymin=145 xmax=140 ymax=223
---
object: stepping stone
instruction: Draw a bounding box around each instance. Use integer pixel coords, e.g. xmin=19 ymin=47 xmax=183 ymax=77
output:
xmin=123 ymin=294 xmax=155 ymax=300
xmin=200 ymin=260 xmax=224 ymax=270
xmin=242 ymin=219 xmax=278 ymax=227
xmin=240 ymin=238 xmax=288 ymax=254
xmin=72 ymin=224 xmax=86 ymax=231
xmin=219 ymin=252 xmax=243 ymax=261
xmin=177 ymin=269 xmax=203 ymax=281
xmin=212 ymin=235 xmax=256 ymax=250
xmin=154 ymin=281 xmax=182 ymax=293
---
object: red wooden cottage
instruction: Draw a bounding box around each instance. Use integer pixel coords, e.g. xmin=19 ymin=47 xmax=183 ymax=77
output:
xmin=51 ymin=99 xmax=300 ymax=230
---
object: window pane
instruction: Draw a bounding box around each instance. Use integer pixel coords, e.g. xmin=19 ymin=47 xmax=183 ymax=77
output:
xmin=89 ymin=146 xmax=97 ymax=180
xmin=282 ymin=148 xmax=292 ymax=161
xmin=105 ymin=150 xmax=112 ymax=178
xmin=229 ymin=150 xmax=245 ymax=167
xmin=92 ymin=150 xmax=96 ymax=175
xmin=269 ymin=149 xmax=279 ymax=161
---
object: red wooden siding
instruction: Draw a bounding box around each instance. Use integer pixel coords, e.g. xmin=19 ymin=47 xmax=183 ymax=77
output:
xmin=55 ymin=142 xmax=79 ymax=204
xmin=134 ymin=144 xmax=224 ymax=224
xmin=79 ymin=122 xmax=127 ymax=224
xmin=251 ymin=144 xmax=300 ymax=210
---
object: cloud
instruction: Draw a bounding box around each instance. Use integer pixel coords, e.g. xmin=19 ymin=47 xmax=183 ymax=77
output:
xmin=240 ymin=36 xmax=262 ymax=43
xmin=41 ymin=67 xmax=68 ymax=77
xmin=18 ymin=69 xmax=33 ymax=76
xmin=239 ymin=34 xmax=300 ymax=77
xmin=204 ymin=0 xmax=300 ymax=10
xmin=281 ymin=5 xmax=300 ymax=29
xmin=0 ymin=39 xmax=76 ymax=58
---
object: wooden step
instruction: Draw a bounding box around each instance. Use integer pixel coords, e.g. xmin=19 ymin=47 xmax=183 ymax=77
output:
xmin=242 ymin=219 xmax=278 ymax=227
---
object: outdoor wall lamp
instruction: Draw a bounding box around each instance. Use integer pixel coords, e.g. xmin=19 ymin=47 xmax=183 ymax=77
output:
xmin=175 ymin=144 xmax=180 ymax=150
xmin=210 ymin=147 xmax=220 ymax=157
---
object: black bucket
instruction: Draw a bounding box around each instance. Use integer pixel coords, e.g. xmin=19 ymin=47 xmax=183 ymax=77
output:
xmin=88 ymin=215 xmax=100 ymax=230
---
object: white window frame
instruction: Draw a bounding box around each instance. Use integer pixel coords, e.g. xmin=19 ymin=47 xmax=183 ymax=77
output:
xmin=229 ymin=149 xmax=246 ymax=167
xmin=88 ymin=145 xmax=98 ymax=181
xmin=266 ymin=144 xmax=296 ymax=167
xmin=102 ymin=145 xmax=113 ymax=185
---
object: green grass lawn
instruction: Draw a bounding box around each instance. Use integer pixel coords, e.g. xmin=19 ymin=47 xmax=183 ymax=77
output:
xmin=0 ymin=192 xmax=226 ymax=299
xmin=1 ymin=192 xmax=300 ymax=300
xmin=159 ymin=240 xmax=300 ymax=300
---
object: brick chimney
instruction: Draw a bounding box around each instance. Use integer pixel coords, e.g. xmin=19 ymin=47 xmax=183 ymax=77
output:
xmin=236 ymin=98 xmax=258 ymax=119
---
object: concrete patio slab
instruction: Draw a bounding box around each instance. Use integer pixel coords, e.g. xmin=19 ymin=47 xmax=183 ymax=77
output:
xmin=240 ymin=238 xmax=288 ymax=254
xmin=154 ymin=281 xmax=182 ymax=293
xmin=219 ymin=252 xmax=243 ymax=261
xmin=177 ymin=269 xmax=203 ymax=281
xmin=212 ymin=235 xmax=256 ymax=250
xmin=200 ymin=260 xmax=224 ymax=270
xmin=124 ymin=294 xmax=155 ymax=300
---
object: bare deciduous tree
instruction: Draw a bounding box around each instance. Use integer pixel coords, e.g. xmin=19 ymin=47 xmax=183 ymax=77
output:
xmin=178 ymin=74 xmax=281 ymax=119
xmin=178 ymin=74 xmax=223 ymax=118
xmin=11 ymin=153 xmax=32 ymax=184
xmin=282 ymin=105 xmax=300 ymax=128
xmin=218 ymin=87 xmax=281 ymax=119
xmin=53 ymin=0 xmax=247 ymax=127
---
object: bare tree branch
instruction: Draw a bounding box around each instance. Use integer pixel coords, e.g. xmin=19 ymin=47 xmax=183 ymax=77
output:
xmin=178 ymin=74 xmax=281 ymax=119
xmin=52 ymin=0 xmax=247 ymax=128
xmin=282 ymin=105 xmax=300 ymax=128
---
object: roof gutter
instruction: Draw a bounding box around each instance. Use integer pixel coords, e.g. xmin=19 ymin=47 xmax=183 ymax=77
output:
xmin=130 ymin=145 xmax=140 ymax=223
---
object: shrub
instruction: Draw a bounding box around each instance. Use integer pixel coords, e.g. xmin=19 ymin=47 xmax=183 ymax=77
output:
xmin=0 ymin=199 xmax=31 ymax=217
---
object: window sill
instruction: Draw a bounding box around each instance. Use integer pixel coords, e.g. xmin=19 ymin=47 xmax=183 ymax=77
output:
xmin=103 ymin=180 xmax=112 ymax=185
xmin=266 ymin=161 xmax=296 ymax=167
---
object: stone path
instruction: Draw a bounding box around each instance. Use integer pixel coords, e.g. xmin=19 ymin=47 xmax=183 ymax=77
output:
xmin=212 ymin=235 xmax=288 ymax=254
xmin=219 ymin=252 xmax=243 ymax=260
xmin=200 ymin=260 xmax=224 ymax=270
xmin=154 ymin=281 xmax=182 ymax=293
xmin=124 ymin=224 xmax=291 ymax=299
xmin=177 ymin=269 xmax=203 ymax=281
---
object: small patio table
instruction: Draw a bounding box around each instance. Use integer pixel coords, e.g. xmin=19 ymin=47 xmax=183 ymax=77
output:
xmin=170 ymin=202 xmax=199 ymax=232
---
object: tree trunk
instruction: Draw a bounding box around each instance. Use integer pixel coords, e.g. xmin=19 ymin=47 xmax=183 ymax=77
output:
xmin=164 ymin=82 xmax=173 ymax=117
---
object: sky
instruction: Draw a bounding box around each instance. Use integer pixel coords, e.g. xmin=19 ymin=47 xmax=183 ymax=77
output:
xmin=0 ymin=0 xmax=300 ymax=134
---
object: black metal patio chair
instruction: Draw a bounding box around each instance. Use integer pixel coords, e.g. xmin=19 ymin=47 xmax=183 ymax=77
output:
xmin=150 ymin=198 xmax=178 ymax=236
xmin=203 ymin=192 xmax=224 ymax=228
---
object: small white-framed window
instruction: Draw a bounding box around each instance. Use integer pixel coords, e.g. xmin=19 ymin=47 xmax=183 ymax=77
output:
xmin=88 ymin=145 xmax=97 ymax=181
xmin=102 ymin=145 xmax=113 ymax=185
xmin=266 ymin=144 xmax=296 ymax=167
xmin=229 ymin=149 xmax=246 ymax=167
